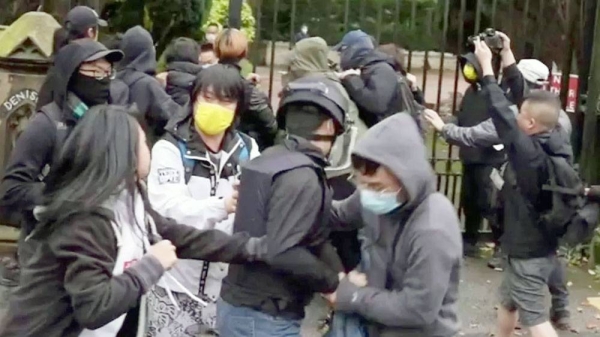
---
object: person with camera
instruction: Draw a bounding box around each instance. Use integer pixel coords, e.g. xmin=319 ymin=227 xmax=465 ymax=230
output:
xmin=472 ymin=35 xmax=564 ymax=337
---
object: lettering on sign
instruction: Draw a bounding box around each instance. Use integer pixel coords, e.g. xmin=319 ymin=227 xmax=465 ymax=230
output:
xmin=1 ymin=89 xmax=39 ymax=115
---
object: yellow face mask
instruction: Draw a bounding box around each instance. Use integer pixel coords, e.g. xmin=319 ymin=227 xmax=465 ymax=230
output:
xmin=194 ymin=102 xmax=235 ymax=136
xmin=462 ymin=63 xmax=478 ymax=82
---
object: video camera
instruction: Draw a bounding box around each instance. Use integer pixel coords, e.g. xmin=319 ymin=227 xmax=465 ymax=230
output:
xmin=467 ymin=28 xmax=504 ymax=54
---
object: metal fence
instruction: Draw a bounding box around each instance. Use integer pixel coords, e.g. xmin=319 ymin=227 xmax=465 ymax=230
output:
xmin=245 ymin=0 xmax=588 ymax=225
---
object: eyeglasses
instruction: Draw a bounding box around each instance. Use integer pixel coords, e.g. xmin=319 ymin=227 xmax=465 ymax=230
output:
xmin=79 ymin=68 xmax=116 ymax=80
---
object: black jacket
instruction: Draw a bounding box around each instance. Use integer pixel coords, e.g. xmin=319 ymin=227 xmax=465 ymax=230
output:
xmin=0 ymin=199 xmax=258 ymax=337
xmin=481 ymin=75 xmax=560 ymax=258
xmin=219 ymin=60 xmax=278 ymax=150
xmin=221 ymin=136 xmax=343 ymax=319
xmin=340 ymin=49 xmax=401 ymax=127
xmin=166 ymin=61 xmax=203 ymax=106
xmin=117 ymin=26 xmax=179 ymax=143
xmin=0 ymin=41 xmax=114 ymax=233
xmin=456 ymin=86 xmax=505 ymax=165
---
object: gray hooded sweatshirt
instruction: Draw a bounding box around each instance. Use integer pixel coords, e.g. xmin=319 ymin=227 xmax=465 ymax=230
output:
xmin=331 ymin=113 xmax=462 ymax=337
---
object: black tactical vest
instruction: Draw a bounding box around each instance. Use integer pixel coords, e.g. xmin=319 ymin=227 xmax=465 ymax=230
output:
xmin=232 ymin=144 xmax=330 ymax=238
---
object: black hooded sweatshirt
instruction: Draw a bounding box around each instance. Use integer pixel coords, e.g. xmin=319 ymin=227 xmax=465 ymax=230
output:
xmin=117 ymin=26 xmax=180 ymax=143
xmin=165 ymin=38 xmax=203 ymax=106
xmin=340 ymin=48 xmax=403 ymax=128
xmin=0 ymin=41 xmax=117 ymax=233
xmin=219 ymin=59 xmax=278 ymax=150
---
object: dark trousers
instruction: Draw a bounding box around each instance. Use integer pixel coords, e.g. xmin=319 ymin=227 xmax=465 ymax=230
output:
xmin=461 ymin=163 xmax=502 ymax=246
xmin=328 ymin=174 xmax=361 ymax=272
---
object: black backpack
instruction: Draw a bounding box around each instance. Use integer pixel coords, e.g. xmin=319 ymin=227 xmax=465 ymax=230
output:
xmin=395 ymin=74 xmax=424 ymax=132
xmin=540 ymin=155 xmax=600 ymax=246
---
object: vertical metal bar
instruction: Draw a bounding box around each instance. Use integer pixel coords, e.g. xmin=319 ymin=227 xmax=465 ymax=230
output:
xmin=407 ymin=0 xmax=418 ymax=72
xmin=359 ymin=0 xmax=366 ymax=29
xmin=267 ymin=0 xmax=279 ymax=100
xmin=491 ymin=0 xmax=498 ymax=27
xmin=343 ymin=0 xmax=350 ymax=32
xmin=474 ymin=0 xmax=482 ymax=34
xmin=392 ymin=0 xmax=401 ymax=43
xmin=252 ymin=0 xmax=263 ymax=73
xmin=535 ymin=0 xmax=545 ymax=57
xmin=452 ymin=0 xmax=466 ymax=116
xmin=289 ymin=0 xmax=297 ymax=49
xmin=521 ymin=0 xmax=530 ymax=56
xmin=228 ymin=0 xmax=243 ymax=29
xmin=435 ymin=0 xmax=450 ymax=111
xmin=508 ymin=0 xmax=515 ymax=38
xmin=376 ymin=0 xmax=383 ymax=44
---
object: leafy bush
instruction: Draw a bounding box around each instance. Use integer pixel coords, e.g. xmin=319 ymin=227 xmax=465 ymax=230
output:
xmin=203 ymin=0 xmax=256 ymax=42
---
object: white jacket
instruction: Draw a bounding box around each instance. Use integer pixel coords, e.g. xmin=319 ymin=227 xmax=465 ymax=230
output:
xmin=147 ymin=131 xmax=259 ymax=325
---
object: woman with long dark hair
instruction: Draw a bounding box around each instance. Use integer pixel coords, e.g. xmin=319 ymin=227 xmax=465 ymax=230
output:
xmin=0 ymin=105 xmax=262 ymax=337
xmin=146 ymin=64 xmax=260 ymax=337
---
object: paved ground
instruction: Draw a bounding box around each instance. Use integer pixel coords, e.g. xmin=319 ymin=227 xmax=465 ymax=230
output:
xmin=300 ymin=256 xmax=600 ymax=337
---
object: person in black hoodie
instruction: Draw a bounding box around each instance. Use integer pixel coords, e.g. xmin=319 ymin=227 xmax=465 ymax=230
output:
xmin=0 ymin=40 xmax=123 ymax=257
xmin=473 ymin=38 xmax=562 ymax=337
xmin=214 ymin=28 xmax=278 ymax=150
xmin=164 ymin=37 xmax=203 ymax=106
xmin=218 ymin=76 xmax=352 ymax=336
xmin=117 ymin=25 xmax=180 ymax=144
xmin=36 ymin=6 xmax=129 ymax=110
xmin=334 ymin=30 xmax=404 ymax=128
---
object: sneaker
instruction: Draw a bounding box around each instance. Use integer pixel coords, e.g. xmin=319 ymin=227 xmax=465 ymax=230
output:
xmin=551 ymin=316 xmax=574 ymax=332
xmin=463 ymin=242 xmax=480 ymax=258
xmin=0 ymin=256 xmax=20 ymax=287
xmin=487 ymin=247 xmax=506 ymax=271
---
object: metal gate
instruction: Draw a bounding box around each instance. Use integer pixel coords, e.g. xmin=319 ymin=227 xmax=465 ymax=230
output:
xmin=244 ymin=0 xmax=589 ymax=225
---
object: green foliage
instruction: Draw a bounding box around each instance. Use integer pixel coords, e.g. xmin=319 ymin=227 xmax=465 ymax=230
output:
xmin=146 ymin=0 xmax=204 ymax=54
xmin=203 ymin=0 xmax=256 ymax=42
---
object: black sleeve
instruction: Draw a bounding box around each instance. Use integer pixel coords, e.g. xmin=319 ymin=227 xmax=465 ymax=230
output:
xmin=49 ymin=214 xmax=165 ymax=330
xmin=265 ymin=168 xmax=340 ymax=293
xmin=147 ymin=206 xmax=256 ymax=264
xmin=502 ymin=64 xmax=527 ymax=105
xmin=480 ymin=76 xmax=547 ymax=200
xmin=247 ymin=84 xmax=278 ymax=147
xmin=412 ymin=88 xmax=425 ymax=105
xmin=146 ymin=80 xmax=179 ymax=135
xmin=342 ymin=63 xmax=398 ymax=118
xmin=0 ymin=112 xmax=55 ymax=213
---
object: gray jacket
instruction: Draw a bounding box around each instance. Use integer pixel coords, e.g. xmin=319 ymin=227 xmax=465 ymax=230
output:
xmin=441 ymin=108 xmax=572 ymax=149
xmin=331 ymin=114 xmax=462 ymax=337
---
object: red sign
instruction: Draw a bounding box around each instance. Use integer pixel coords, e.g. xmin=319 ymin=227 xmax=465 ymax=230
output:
xmin=547 ymin=73 xmax=579 ymax=113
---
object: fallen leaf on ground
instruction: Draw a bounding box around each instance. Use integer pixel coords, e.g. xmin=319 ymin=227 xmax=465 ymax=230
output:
xmin=578 ymin=307 xmax=584 ymax=312
xmin=586 ymin=323 xmax=598 ymax=330
xmin=589 ymin=269 xmax=597 ymax=276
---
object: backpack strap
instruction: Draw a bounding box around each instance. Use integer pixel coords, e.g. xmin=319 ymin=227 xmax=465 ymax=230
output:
xmin=176 ymin=140 xmax=196 ymax=184
xmin=39 ymin=104 xmax=70 ymax=180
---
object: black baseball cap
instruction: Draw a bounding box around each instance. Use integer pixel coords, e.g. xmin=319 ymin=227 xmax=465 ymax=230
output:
xmin=65 ymin=6 xmax=107 ymax=36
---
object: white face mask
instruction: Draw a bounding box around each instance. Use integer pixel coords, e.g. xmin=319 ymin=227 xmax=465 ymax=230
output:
xmin=205 ymin=33 xmax=217 ymax=43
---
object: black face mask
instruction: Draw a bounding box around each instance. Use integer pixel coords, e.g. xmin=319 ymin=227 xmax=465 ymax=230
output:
xmin=69 ymin=73 xmax=111 ymax=107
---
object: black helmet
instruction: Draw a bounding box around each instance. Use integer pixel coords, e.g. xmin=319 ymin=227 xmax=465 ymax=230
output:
xmin=277 ymin=75 xmax=348 ymax=136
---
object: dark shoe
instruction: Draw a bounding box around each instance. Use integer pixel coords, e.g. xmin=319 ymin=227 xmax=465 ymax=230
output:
xmin=487 ymin=248 xmax=506 ymax=271
xmin=551 ymin=315 xmax=574 ymax=332
xmin=0 ymin=256 xmax=20 ymax=287
xmin=463 ymin=242 xmax=480 ymax=258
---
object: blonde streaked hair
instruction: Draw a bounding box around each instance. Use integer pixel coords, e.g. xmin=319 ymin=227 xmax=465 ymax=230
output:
xmin=214 ymin=28 xmax=248 ymax=60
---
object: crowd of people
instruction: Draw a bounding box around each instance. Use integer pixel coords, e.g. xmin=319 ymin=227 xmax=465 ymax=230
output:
xmin=0 ymin=4 xmax=599 ymax=337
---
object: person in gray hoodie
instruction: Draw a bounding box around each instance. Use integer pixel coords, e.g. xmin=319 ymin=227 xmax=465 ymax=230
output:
xmin=328 ymin=113 xmax=462 ymax=337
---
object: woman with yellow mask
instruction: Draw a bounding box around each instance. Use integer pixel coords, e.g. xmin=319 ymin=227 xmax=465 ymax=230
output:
xmin=146 ymin=64 xmax=260 ymax=337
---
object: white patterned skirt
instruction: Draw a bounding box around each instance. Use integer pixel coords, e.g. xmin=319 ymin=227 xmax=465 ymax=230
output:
xmin=146 ymin=286 xmax=218 ymax=337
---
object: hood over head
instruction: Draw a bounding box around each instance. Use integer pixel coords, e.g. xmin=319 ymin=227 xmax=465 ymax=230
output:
xmin=120 ymin=25 xmax=157 ymax=75
xmin=333 ymin=30 xmax=374 ymax=52
xmin=288 ymin=37 xmax=330 ymax=81
xmin=340 ymin=46 xmax=394 ymax=71
xmin=353 ymin=113 xmax=436 ymax=209
xmin=52 ymin=39 xmax=123 ymax=109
